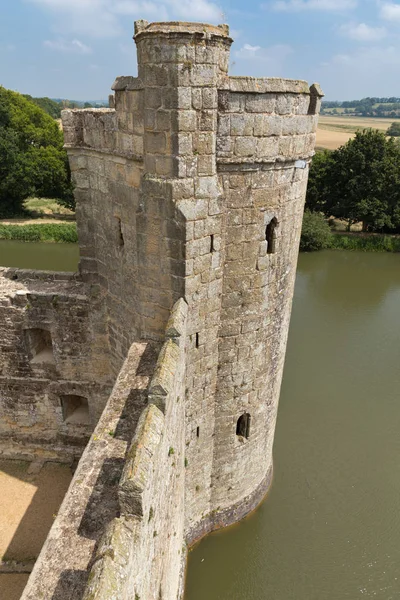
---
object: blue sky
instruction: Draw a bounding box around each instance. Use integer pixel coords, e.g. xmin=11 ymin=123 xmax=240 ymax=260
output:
xmin=1 ymin=0 xmax=400 ymax=101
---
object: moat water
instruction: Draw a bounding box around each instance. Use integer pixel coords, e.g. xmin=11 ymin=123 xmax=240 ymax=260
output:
xmin=1 ymin=242 xmax=399 ymax=600
xmin=186 ymin=250 xmax=400 ymax=600
xmin=0 ymin=240 xmax=79 ymax=271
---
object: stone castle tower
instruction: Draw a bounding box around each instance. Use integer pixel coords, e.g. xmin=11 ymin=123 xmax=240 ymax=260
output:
xmin=1 ymin=21 xmax=322 ymax=600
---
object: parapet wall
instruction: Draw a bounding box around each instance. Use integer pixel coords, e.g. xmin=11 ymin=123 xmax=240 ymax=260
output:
xmin=84 ymin=299 xmax=187 ymax=600
xmin=217 ymin=78 xmax=321 ymax=166
xmin=21 ymin=299 xmax=187 ymax=600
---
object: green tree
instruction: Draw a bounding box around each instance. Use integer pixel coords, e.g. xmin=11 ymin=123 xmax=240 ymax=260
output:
xmin=386 ymin=122 xmax=400 ymax=137
xmin=0 ymin=86 xmax=74 ymax=216
xmin=300 ymin=210 xmax=332 ymax=252
xmin=306 ymin=129 xmax=400 ymax=232
xmin=23 ymin=95 xmax=62 ymax=119
xmin=305 ymin=150 xmax=333 ymax=213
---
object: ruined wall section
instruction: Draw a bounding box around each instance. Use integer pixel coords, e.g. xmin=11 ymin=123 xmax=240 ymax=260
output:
xmin=0 ymin=269 xmax=113 ymax=459
xmin=21 ymin=340 xmax=161 ymax=600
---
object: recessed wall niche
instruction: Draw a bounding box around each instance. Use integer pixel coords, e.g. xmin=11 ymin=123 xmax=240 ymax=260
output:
xmin=60 ymin=395 xmax=90 ymax=425
xmin=25 ymin=328 xmax=55 ymax=365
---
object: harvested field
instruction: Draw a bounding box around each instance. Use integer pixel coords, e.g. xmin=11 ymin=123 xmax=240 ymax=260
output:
xmin=316 ymin=115 xmax=398 ymax=150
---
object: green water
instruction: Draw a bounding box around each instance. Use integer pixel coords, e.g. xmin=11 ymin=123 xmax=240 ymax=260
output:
xmin=185 ymin=251 xmax=400 ymax=600
xmin=0 ymin=240 xmax=79 ymax=271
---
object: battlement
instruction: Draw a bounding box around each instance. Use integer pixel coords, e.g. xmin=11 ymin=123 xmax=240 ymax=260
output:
xmin=1 ymin=21 xmax=322 ymax=600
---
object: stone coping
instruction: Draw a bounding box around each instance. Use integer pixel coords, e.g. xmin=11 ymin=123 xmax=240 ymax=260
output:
xmin=61 ymin=108 xmax=115 ymax=115
xmin=134 ymin=20 xmax=231 ymax=39
xmin=111 ymin=76 xmax=144 ymax=91
xmin=0 ymin=268 xmax=86 ymax=296
xmin=221 ymin=76 xmax=324 ymax=96
xmin=1 ymin=267 xmax=80 ymax=282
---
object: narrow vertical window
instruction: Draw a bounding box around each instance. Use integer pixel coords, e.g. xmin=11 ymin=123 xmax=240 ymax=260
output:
xmin=236 ymin=413 xmax=251 ymax=439
xmin=195 ymin=332 xmax=200 ymax=348
xmin=196 ymin=426 xmax=200 ymax=438
xmin=210 ymin=234 xmax=215 ymax=253
xmin=265 ymin=217 xmax=277 ymax=255
xmin=116 ymin=216 xmax=124 ymax=248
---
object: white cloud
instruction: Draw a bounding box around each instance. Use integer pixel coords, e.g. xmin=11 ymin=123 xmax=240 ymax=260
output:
xmin=234 ymin=43 xmax=293 ymax=76
xmin=339 ymin=22 xmax=387 ymax=41
xmin=28 ymin=0 xmax=222 ymax=38
xmin=269 ymin=0 xmax=357 ymax=12
xmin=44 ymin=38 xmax=93 ymax=53
xmin=236 ymin=43 xmax=292 ymax=59
xmin=242 ymin=43 xmax=261 ymax=52
xmin=380 ymin=2 xmax=400 ymax=22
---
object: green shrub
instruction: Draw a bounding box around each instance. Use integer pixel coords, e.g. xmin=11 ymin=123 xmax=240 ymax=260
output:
xmin=331 ymin=233 xmax=400 ymax=252
xmin=386 ymin=122 xmax=400 ymax=137
xmin=300 ymin=210 xmax=332 ymax=252
xmin=0 ymin=223 xmax=77 ymax=243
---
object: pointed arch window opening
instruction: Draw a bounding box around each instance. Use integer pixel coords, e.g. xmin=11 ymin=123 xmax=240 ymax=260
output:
xmin=265 ymin=217 xmax=278 ymax=254
xmin=236 ymin=413 xmax=251 ymax=439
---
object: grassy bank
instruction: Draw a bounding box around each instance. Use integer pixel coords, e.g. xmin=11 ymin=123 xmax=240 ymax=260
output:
xmin=331 ymin=233 xmax=400 ymax=252
xmin=0 ymin=223 xmax=78 ymax=243
xmin=24 ymin=197 xmax=75 ymax=218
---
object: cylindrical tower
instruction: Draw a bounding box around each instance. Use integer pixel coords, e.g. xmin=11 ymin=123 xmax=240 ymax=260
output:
xmin=63 ymin=19 xmax=322 ymax=549
xmin=134 ymin=21 xmax=323 ymax=543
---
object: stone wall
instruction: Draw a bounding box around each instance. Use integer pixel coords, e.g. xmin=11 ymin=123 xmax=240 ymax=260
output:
xmin=0 ymin=268 xmax=112 ymax=460
xmin=2 ymin=19 xmax=322 ymax=600
xmin=84 ymin=298 xmax=187 ymax=600
xmin=208 ymin=78 xmax=318 ymax=525
xmin=21 ymin=299 xmax=187 ymax=600
xmin=61 ymin=16 xmax=322 ymax=550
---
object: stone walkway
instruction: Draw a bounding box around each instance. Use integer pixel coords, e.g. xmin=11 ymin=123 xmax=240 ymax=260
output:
xmin=0 ymin=460 xmax=72 ymax=600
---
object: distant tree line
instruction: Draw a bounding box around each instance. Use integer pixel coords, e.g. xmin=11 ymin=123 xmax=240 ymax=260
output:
xmin=321 ymin=97 xmax=400 ymax=118
xmin=306 ymin=129 xmax=400 ymax=233
xmin=23 ymin=95 xmax=62 ymax=119
xmin=21 ymin=95 xmax=108 ymax=119
xmin=0 ymin=86 xmax=74 ymax=217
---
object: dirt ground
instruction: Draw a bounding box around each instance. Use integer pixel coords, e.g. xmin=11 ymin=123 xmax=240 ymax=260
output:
xmin=0 ymin=218 xmax=69 ymax=225
xmin=0 ymin=575 xmax=30 ymax=600
xmin=316 ymin=127 xmax=355 ymax=150
xmin=0 ymin=460 xmax=72 ymax=600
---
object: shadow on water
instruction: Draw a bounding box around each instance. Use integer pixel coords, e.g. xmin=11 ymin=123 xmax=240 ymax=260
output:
xmin=185 ymin=250 xmax=400 ymax=600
